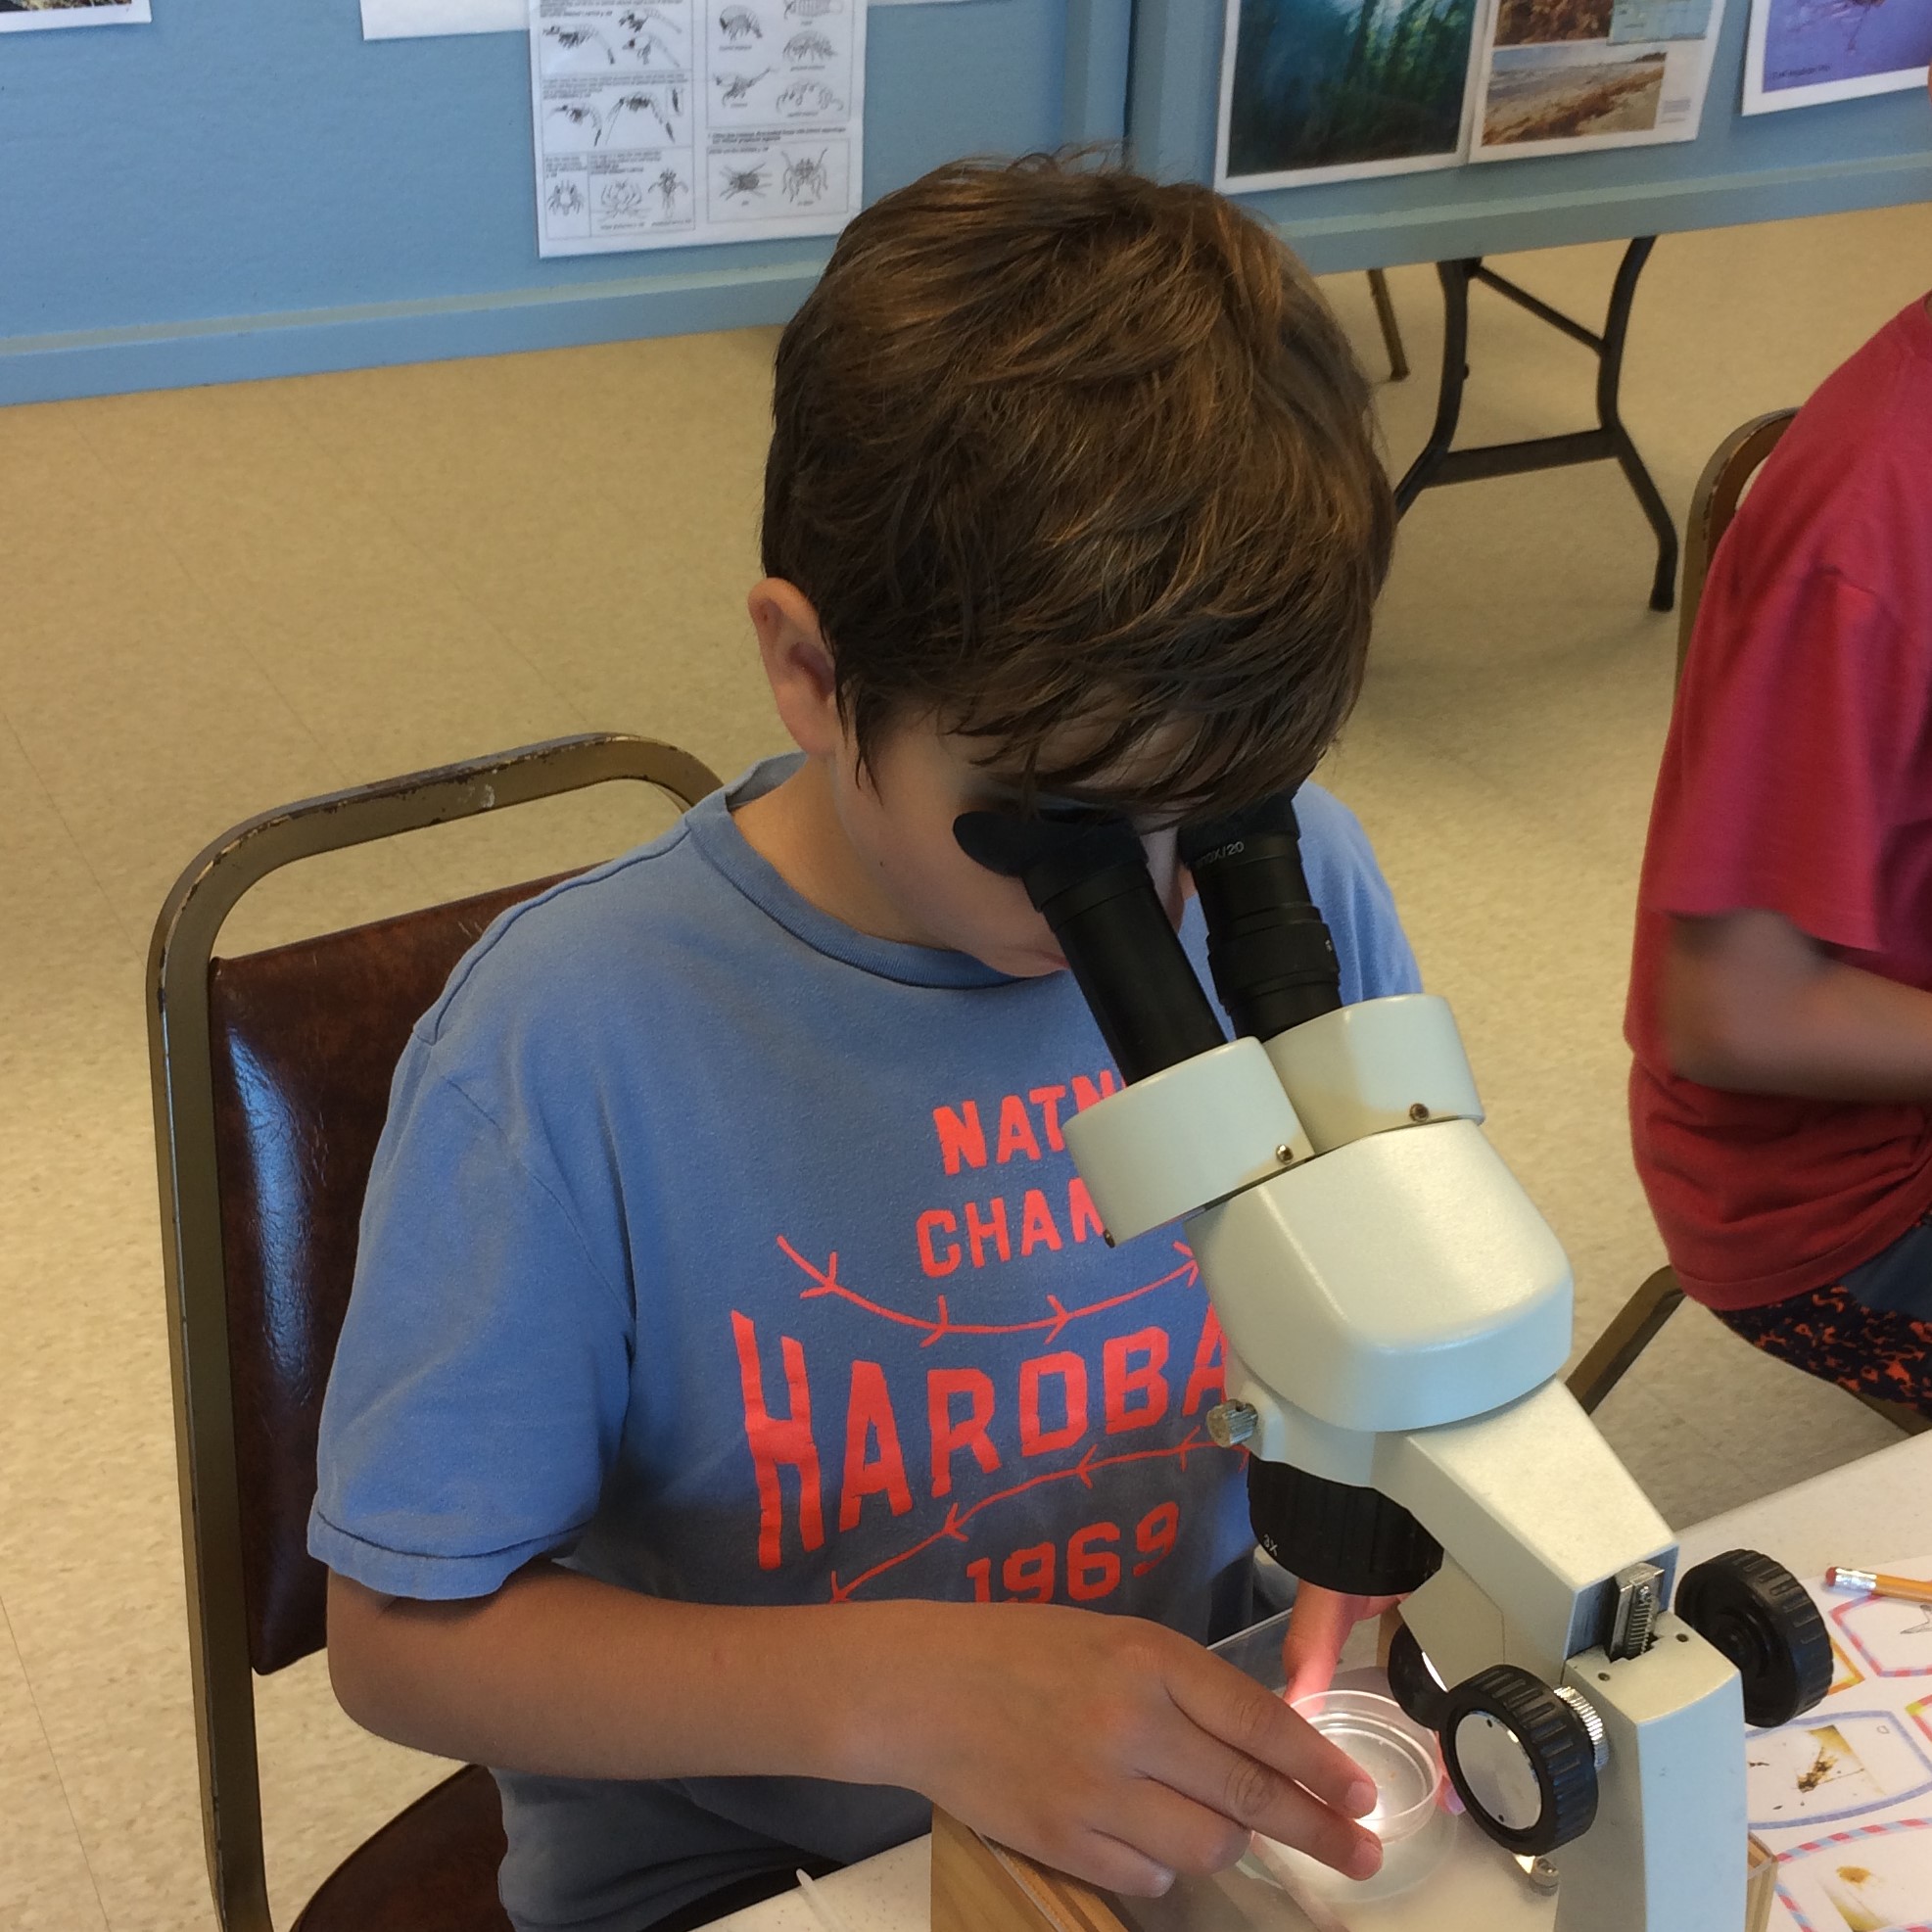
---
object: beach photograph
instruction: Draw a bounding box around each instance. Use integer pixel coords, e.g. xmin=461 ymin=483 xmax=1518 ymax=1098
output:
xmin=1482 ymin=45 xmax=1667 ymax=139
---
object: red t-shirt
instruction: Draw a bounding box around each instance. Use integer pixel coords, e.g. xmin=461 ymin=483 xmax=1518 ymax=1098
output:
xmin=1627 ymin=296 xmax=1932 ymax=1311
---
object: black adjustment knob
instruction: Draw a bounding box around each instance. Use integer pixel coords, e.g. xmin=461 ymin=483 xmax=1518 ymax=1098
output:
xmin=1440 ymin=1666 xmax=1600 ymax=1857
xmin=1675 ymin=1548 xmax=1833 ymax=1728
xmin=1247 ymin=1460 xmax=1443 ymax=1597
xmin=1386 ymin=1620 xmax=1449 ymax=1732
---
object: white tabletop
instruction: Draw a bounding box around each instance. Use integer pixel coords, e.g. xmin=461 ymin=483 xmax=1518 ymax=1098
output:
xmin=712 ymin=1432 xmax=1932 ymax=1931
xmin=1673 ymin=1429 xmax=1932 ymax=1579
xmin=707 ymin=1839 xmax=931 ymax=1932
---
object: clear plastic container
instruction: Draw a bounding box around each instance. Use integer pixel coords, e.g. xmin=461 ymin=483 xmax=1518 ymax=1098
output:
xmin=1245 ymin=1676 xmax=1453 ymax=1903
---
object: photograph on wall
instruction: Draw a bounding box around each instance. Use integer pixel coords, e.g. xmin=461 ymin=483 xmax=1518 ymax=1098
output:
xmin=1215 ymin=0 xmax=1485 ymax=189
xmin=1743 ymin=0 xmax=1932 ymax=112
xmin=1470 ymin=0 xmax=1724 ymax=156
xmin=0 ymin=0 xmax=149 ymax=27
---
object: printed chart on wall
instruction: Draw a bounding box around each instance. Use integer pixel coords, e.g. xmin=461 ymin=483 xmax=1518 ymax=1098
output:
xmin=1216 ymin=0 xmax=1487 ymax=188
xmin=0 ymin=0 xmax=150 ymax=29
xmin=1743 ymin=0 xmax=1932 ymax=112
xmin=1470 ymin=0 xmax=1725 ymax=158
xmin=1748 ymin=1558 xmax=1932 ymax=1932
xmin=529 ymin=0 xmax=866 ymax=256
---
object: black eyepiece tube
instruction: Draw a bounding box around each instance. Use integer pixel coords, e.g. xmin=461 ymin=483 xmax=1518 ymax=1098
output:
xmin=1178 ymin=794 xmax=1342 ymax=1042
xmin=954 ymin=810 xmax=1224 ymax=1084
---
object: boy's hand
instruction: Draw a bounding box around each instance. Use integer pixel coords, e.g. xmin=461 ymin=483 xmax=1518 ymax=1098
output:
xmin=876 ymin=1601 xmax=1382 ymax=1898
xmin=1281 ymin=1584 xmax=1403 ymax=1706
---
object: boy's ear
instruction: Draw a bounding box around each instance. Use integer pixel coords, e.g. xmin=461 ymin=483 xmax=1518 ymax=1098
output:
xmin=748 ymin=578 xmax=842 ymax=759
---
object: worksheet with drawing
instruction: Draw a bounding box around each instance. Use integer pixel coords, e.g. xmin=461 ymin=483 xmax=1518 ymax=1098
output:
xmin=1748 ymin=1559 xmax=1932 ymax=1932
xmin=530 ymin=0 xmax=867 ymax=256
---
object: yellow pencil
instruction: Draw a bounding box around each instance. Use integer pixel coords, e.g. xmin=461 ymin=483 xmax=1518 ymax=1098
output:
xmin=1825 ymin=1566 xmax=1932 ymax=1606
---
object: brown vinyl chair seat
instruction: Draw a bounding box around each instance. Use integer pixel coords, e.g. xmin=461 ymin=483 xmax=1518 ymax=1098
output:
xmin=149 ymin=735 xmax=722 ymax=1932
xmin=291 ymin=1766 xmax=508 ymax=1932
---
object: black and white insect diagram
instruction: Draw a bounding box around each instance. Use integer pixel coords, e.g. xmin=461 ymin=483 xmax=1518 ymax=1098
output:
xmin=530 ymin=0 xmax=866 ymax=255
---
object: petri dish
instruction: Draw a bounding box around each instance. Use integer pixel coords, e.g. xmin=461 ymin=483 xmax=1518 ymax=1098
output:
xmin=1247 ymin=1684 xmax=1452 ymax=1903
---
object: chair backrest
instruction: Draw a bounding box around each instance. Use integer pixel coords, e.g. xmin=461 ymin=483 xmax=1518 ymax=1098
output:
xmin=1676 ymin=407 xmax=1798 ymax=683
xmin=208 ymin=875 xmax=574 ymax=1674
xmin=148 ymin=733 xmax=723 ymax=1931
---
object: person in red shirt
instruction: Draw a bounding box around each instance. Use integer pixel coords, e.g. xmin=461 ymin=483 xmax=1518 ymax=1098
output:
xmin=1626 ymin=284 xmax=1932 ymax=1414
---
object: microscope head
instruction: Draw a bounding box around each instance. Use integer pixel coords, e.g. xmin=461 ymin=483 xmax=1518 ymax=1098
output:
xmin=955 ymin=792 xmax=1447 ymax=1599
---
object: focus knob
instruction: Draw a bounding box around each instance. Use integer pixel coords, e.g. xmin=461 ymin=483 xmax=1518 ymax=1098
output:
xmin=1205 ymin=1400 xmax=1258 ymax=1448
xmin=1439 ymin=1665 xmax=1600 ymax=1857
xmin=1676 ymin=1548 xmax=1832 ymax=1727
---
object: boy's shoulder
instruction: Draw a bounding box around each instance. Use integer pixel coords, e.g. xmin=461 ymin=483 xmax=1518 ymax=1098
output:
xmin=412 ymin=765 xmax=1414 ymax=1080
xmin=418 ymin=817 xmax=707 ymax=1052
xmin=418 ymin=760 xmax=801 ymax=1051
xmin=1739 ymin=298 xmax=1932 ymax=580
xmin=1294 ymin=778 xmax=1378 ymax=866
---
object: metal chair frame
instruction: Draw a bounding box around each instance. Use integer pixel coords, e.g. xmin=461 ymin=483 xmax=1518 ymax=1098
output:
xmin=1673 ymin=409 xmax=1800 ymax=681
xmin=146 ymin=732 xmax=722 ymax=1931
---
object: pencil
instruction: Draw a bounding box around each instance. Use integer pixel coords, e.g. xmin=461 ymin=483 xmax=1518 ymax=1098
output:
xmin=1825 ymin=1566 xmax=1932 ymax=1606
xmin=793 ymin=1867 xmax=859 ymax=1932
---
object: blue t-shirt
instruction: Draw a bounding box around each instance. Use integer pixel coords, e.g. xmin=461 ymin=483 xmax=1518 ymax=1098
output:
xmin=310 ymin=756 xmax=1420 ymax=1932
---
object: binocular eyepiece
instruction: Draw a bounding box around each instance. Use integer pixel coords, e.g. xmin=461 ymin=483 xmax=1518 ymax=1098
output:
xmin=952 ymin=792 xmax=1343 ymax=1072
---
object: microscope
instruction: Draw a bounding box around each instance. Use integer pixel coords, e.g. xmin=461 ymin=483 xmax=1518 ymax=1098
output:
xmin=955 ymin=793 xmax=1832 ymax=1932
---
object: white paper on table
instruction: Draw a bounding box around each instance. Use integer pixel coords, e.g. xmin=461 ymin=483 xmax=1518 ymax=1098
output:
xmin=0 ymin=0 xmax=149 ymax=30
xmin=1466 ymin=0 xmax=1726 ymax=160
xmin=1745 ymin=1555 xmax=1932 ymax=1932
xmin=1742 ymin=0 xmax=1932 ymax=113
xmin=363 ymin=0 xmax=525 ymax=35
xmin=1213 ymin=0 xmax=1488 ymax=190
xmin=530 ymin=0 xmax=867 ymax=257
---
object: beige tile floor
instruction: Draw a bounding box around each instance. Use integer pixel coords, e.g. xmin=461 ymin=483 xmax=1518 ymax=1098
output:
xmin=2 ymin=203 xmax=1929 ymax=1928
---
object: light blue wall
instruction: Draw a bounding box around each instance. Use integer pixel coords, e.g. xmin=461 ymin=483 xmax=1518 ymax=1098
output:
xmin=0 ymin=0 xmax=1130 ymax=402
xmin=2 ymin=0 xmax=1925 ymax=400
xmin=1129 ymin=0 xmax=1932 ymax=272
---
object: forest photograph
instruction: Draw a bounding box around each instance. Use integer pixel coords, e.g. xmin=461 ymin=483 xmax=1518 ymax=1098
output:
xmin=1225 ymin=0 xmax=1481 ymax=178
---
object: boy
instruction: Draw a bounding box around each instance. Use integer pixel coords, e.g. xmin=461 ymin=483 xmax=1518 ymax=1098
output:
xmin=1626 ymin=262 xmax=1932 ymax=1411
xmin=314 ymin=156 xmax=1416 ymax=1932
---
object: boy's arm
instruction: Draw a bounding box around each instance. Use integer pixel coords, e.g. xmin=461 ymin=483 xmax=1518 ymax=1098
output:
xmin=1663 ymin=909 xmax=1932 ymax=1102
xmin=328 ymin=1565 xmax=1385 ymax=1897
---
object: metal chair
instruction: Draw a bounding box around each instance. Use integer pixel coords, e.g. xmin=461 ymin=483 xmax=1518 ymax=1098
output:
xmin=146 ymin=733 xmax=722 ymax=1932
xmin=1568 ymin=411 xmax=1927 ymax=1437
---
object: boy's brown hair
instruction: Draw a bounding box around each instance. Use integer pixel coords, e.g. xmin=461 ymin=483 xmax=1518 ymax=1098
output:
xmin=762 ymin=154 xmax=1394 ymax=817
